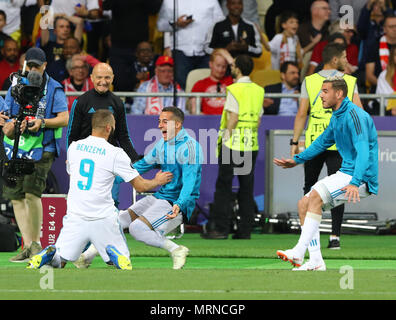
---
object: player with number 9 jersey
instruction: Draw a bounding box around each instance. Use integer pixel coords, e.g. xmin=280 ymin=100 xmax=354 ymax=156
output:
xmin=67 ymin=135 xmax=139 ymax=220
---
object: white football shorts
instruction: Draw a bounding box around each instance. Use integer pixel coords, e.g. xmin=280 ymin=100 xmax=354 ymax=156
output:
xmin=130 ymin=195 xmax=183 ymax=237
xmin=55 ymin=210 xmax=129 ymax=262
xmin=306 ymin=171 xmax=371 ymax=210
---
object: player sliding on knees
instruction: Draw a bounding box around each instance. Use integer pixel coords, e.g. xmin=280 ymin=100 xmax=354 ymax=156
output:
xmin=273 ymin=76 xmax=378 ymax=271
xmin=75 ymin=107 xmax=203 ymax=270
xmin=27 ymin=110 xmax=173 ymax=270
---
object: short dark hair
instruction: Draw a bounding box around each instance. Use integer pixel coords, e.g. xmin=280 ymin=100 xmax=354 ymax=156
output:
xmin=322 ymin=42 xmax=346 ymax=65
xmin=280 ymin=61 xmax=299 ymax=74
xmin=280 ymin=11 xmax=298 ymax=27
xmin=384 ymin=13 xmax=396 ymax=25
xmin=0 ymin=10 xmax=6 ymax=21
xmin=92 ymin=109 xmax=115 ymax=129
xmin=328 ymin=32 xmax=346 ymax=46
xmin=323 ymin=76 xmax=348 ymax=97
xmin=162 ymin=106 xmax=184 ymax=123
xmin=234 ymin=54 xmax=254 ymax=76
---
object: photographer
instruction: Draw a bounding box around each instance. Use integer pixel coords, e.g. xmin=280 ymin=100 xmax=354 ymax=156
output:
xmin=1 ymin=47 xmax=69 ymax=263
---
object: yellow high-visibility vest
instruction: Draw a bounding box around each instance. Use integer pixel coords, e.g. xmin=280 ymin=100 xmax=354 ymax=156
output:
xmin=305 ymin=72 xmax=357 ymax=150
xmin=218 ymin=81 xmax=264 ymax=152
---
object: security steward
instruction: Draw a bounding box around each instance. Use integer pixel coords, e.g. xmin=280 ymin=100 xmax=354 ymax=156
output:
xmin=202 ymin=54 xmax=264 ymax=239
xmin=290 ymin=42 xmax=363 ymax=249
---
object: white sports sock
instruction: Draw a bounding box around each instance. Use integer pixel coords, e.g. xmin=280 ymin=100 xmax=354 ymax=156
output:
xmin=50 ymin=251 xmax=62 ymax=268
xmin=294 ymin=212 xmax=321 ymax=257
xmin=82 ymin=244 xmax=99 ymax=263
xmin=118 ymin=210 xmax=132 ymax=229
xmin=129 ymin=219 xmax=170 ymax=250
xmin=308 ymin=229 xmax=323 ymax=262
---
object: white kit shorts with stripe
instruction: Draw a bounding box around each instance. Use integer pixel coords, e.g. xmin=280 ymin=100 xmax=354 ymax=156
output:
xmin=130 ymin=195 xmax=183 ymax=237
xmin=305 ymin=171 xmax=371 ymax=210
xmin=55 ymin=210 xmax=129 ymax=262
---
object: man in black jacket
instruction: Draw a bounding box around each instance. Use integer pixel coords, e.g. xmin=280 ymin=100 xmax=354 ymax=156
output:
xmin=264 ymin=61 xmax=300 ymax=115
xmin=66 ymin=63 xmax=139 ymax=207
xmin=205 ymin=0 xmax=262 ymax=58
xmin=102 ymin=0 xmax=163 ymax=91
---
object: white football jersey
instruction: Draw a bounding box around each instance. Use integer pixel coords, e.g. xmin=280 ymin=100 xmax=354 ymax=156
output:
xmin=66 ymin=135 xmax=139 ymax=220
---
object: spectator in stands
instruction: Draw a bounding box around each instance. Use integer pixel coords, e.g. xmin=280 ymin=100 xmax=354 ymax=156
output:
xmin=131 ymin=56 xmax=186 ymax=114
xmin=189 ymin=48 xmax=233 ymax=115
xmin=357 ymin=0 xmax=390 ymax=44
xmin=261 ymin=11 xmax=303 ymax=70
xmin=220 ymin=0 xmax=260 ymax=25
xmin=205 ymin=0 xmax=262 ymax=58
xmin=264 ymin=0 xmax=312 ymax=41
xmin=297 ymin=0 xmax=331 ymax=53
xmin=0 ymin=0 xmax=24 ymax=42
xmin=263 ymin=61 xmax=301 ymax=116
xmin=40 ymin=14 xmax=84 ymax=66
xmin=375 ymin=46 xmax=396 ymax=116
xmin=307 ymin=30 xmax=359 ymax=76
xmin=2 ymin=52 xmax=24 ymax=90
xmin=0 ymin=10 xmax=11 ymax=60
xmin=62 ymin=55 xmax=94 ymax=112
xmin=0 ymin=38 xmax=19 ymax=89
xmin=46 ymin=37 xmax=100 ymax=83
xmin=103 ymin=0 xmax=163 ymax=92
xmin=132 ymin=41 xmax=157 ymax=91
xmin=157 ymin=0 xmax=225 ymax=90
xmin=366 ymin=14 xmax=396 ymax=91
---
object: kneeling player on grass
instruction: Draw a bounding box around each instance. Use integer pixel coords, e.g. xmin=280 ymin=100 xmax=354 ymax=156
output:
xmin=77 ymin=107 xmax=203 ymax=270
xmin=273 ymin=76 xmax=378 ymax=271
xmin=27 ymin=110 xmax=173 ymax=270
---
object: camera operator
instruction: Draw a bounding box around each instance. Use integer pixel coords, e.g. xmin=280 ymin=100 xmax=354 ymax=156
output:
xmin=1 ymin=47 xmax=69 ymax=263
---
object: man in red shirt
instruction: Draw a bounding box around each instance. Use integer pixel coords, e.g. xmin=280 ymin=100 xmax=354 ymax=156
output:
xmin=0 ymin=38 xmax=19 ymax=89
xmin=190 ymin=49 xmax=233 ymax=115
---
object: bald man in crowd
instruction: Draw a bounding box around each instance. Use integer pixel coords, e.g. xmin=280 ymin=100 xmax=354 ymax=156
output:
xmin=66 ymin=63 xmax=140 ymax=211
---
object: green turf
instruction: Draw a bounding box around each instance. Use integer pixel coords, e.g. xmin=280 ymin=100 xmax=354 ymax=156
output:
xmin=1 ymin=233 xmax=396 ymax=300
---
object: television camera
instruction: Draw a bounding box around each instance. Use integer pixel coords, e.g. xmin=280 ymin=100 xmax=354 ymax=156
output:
xmin=1 ymin=68 xmax=44 ymax=188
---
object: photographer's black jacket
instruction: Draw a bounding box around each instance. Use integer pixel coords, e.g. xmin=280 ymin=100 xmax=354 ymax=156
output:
xmin=66 ymin=89 xmax=139 ymax=162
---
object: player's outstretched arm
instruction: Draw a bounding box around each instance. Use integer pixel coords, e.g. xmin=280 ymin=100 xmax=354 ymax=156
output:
xmin=273 ymin=157 xmax=297 ymax=169
xmin=130 ymin=170 xmax=173 ymax=193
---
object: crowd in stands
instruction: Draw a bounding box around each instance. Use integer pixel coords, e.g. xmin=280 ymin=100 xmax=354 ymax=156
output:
xmin=0 ymin=0 xmax=395 ymax=116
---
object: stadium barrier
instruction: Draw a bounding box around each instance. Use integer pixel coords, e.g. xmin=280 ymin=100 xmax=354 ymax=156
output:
xmin=0 ymin=91 xmax=395 ymax=116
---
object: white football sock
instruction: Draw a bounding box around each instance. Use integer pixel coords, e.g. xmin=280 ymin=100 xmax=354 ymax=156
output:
xmin=294 ymin=212 xmax=321 ymax=258
xmin=50 ymin=251 xmax=62 ymax=268
xmin=82 ymin=244 xmax=99 ymax=263
xmin=308 ymin=229 xmax=323 ymax=262
xmin=129 ymin=219 xmax=178 ymax=252
xmin=118 ymin=210 xmax=132 ymax=229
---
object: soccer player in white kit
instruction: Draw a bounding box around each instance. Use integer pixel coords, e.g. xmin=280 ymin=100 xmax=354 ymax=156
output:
xmin=27 ymin=110 xmax=173 ymax=270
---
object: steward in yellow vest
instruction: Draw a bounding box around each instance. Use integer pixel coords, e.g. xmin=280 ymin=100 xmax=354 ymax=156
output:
xmin=304 ymin=72 xmax=356 ymax=150
xmin=202 ymin=54 xmax=264 ymax=240
xmin=218 ymin=80 xmax=264 ymax=153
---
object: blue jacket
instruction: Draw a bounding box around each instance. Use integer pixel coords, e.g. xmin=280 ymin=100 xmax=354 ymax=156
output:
xmin=133 ymin=128 xmax=203 ymax=220
xmin=2 ymin=73 xmax=67 ymax=159
xmin=294 ymin=97 xmax=378 ymax=194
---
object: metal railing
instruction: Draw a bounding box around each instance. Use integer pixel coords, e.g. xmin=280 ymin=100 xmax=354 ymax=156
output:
xmin=1 ymin=91 xmax=395 ymax=116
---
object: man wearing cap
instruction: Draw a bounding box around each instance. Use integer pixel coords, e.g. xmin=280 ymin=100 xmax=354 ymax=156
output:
xmin=131 ymin=56 xmax=186 ymax=114
xmin=1 ymin=47 xmax=69 ymax=263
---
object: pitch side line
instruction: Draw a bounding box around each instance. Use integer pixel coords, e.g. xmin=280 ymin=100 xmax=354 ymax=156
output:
xmin=0 ymin=289 xmax=396 ymax=296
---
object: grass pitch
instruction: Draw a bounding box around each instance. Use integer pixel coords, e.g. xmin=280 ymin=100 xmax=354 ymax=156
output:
xmin=1 ymin=233 xmax=396 ymax=300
